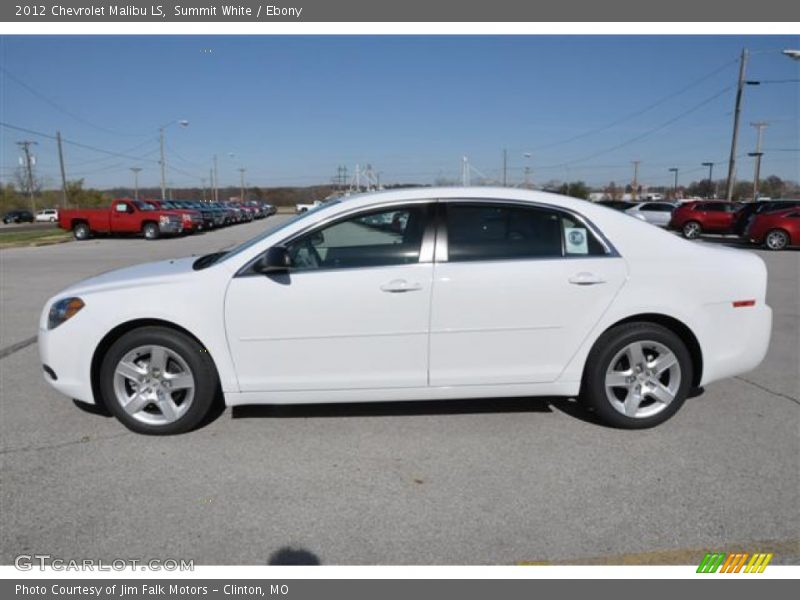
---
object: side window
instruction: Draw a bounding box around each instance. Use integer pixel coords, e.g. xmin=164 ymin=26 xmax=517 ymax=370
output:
xmin=446 ymin=203 xmax=606 ymax=262
xmin=114 ymin=203 xmax=130 ymax=213
xmin=285 ymin=205 xmax=428 ymax=271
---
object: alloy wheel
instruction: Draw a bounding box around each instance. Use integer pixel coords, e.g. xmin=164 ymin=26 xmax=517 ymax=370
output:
xmin=604 ymin=340 xmax=681 ymax=419
xmin=112 ymin=345 xmax=195 ymax=426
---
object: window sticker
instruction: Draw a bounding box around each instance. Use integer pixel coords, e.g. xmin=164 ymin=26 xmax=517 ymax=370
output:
xmin=565 ymin=227 xmax=589 ymax=255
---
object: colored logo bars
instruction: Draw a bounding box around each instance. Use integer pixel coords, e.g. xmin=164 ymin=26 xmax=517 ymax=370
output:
xmin=697 ymin=552 xmax=773 ymax=573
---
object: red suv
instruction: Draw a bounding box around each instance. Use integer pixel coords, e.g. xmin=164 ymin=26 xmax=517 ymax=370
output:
xmin=668 ymin=201 xmax=741 ymax=239
xmin=745 ymin=207 xmax=800 ymax=251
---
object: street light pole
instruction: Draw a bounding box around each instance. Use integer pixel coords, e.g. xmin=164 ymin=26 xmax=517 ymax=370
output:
xmin=701 ymin=162 xmax=715 ymax=199
xmin=750 ymin=121 xmax=768 ymax=201
xmin=158 ymin=119 xmax=189 ymax=201
xmin=130 ymin=167 xmax=142 ymax=201
xmin=669 ymin=168 xmax=679 ymax=199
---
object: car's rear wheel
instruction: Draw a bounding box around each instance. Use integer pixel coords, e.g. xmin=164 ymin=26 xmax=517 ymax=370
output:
xmin=764 ymin=229 xmax=789 ymax=251
xmin=100 ymin=327 xmax=218 ymax=434
xmin=682 ymin=221 xmax=702 ymax=239
xmin=143 ymin=222 xmax=160 ymax=240
xmin=581 ymin=323 xmax=693 ymax=429
xmin=73 ymin=222 xmax=91 ymax=240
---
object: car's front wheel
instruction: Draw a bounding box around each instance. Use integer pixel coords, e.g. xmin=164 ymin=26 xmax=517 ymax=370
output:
xmin=99 ymin=327 xmax=219 ymax=434
xmin=581 ymin=322 xmax=693 ymax=429
xmin=682 ymin=221 xmax=702 ymax=239
xmin=764 ymin=229 xmax=789 ymax=251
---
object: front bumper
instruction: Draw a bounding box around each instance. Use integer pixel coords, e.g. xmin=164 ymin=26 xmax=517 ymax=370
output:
xmin=39 ymin=323 xmax=97 ymax=404
xmin=159 ymin=221 xmax=183 ymax=234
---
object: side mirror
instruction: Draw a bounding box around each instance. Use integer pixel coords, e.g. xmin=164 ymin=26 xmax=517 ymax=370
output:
xmin=255 ymin=246 xmax=291 ymax=273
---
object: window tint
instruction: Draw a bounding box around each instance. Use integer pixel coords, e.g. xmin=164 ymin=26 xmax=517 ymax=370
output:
xmin=640 ymin=203 xmax=674 ymax=212
xmin=285 ymin=205 xmax=428 ymax=271
xmin=446 ymin=203 xmax=606 ymax=262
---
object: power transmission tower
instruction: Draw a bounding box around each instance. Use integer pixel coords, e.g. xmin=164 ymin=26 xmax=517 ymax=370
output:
xmin=749 ymin=121 xmax=769 ymax=201
xmin=461 ymin=156 xmax=470 ymax=186
xmin=16 ymin=140 xmax=38 ymax=213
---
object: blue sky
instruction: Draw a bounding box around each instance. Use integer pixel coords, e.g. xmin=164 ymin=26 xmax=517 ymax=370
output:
xmin=1 ymin=35 xmax=798 ymax=190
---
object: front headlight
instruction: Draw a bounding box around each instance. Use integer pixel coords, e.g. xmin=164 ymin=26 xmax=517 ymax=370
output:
xmin=48 ymin=297 xmax=85 ymax=330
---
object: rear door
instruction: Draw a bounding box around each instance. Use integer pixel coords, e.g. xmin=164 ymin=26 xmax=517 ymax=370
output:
xmin=429 ymin=201 xmax=627 ymax=386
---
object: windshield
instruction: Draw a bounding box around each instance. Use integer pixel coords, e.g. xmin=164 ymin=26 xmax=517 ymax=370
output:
xmin=194 ymin=200 xmax=339 ymax=270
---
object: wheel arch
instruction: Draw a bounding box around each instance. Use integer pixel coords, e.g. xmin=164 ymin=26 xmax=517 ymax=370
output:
xmin=90 ymin=318 xmax=221 ymax=409
xmin=598 ymin=313 xmax=703 ymax=387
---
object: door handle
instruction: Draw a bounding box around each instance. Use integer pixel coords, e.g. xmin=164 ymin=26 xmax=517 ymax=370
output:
xmin=569 ymin=272 xmax=606 ymax=286
xmin=380 ymin=279 xmax=423 ymax=293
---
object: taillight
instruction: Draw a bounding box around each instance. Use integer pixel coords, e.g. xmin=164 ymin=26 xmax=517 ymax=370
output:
xmin=732 ymin=300 xmax=756 ymax=308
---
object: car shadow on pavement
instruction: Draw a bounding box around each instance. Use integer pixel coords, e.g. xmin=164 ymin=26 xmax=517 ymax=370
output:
xmin=268 ymin=546 xmax=321 ymax=565
xmin=699 ymin=236 xmax=799 ymax=252
xmin=231 ymin=396 xmax=600 ymax=425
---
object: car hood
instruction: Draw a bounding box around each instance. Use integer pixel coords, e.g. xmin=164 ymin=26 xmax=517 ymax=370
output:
xmin=59 ymin=256 xmax=198 ymax=296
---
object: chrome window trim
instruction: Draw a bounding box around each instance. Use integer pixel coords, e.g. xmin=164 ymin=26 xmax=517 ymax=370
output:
xmin=435 ymin=197 xmax=620 ymax=263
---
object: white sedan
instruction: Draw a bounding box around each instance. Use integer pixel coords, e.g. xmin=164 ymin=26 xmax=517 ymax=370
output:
xmin=624 ymin=201 xmax=678 ymax=227
xmin=39 ymin=188 xmax=772 ymax=434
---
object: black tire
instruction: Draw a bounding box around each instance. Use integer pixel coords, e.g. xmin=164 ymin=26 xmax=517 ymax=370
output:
xmin=143 ymin=221 xmax=160 ymax=240
xmin=764 ymin=229 xmax=789 ymax=251
xmin=682 ymin=221 xmax=702 ymax=239
xmin=580 ymin=322 xmax=693 ymax=429
xmin=99 ymin=326 xmax=219 ymax=435
xmin=73 ymin=222 xmax=91 ymax=240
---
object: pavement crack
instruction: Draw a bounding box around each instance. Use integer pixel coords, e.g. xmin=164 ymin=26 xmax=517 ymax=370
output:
xmin=735 ymin=376 xmax=800 ymax=406
xmin=0 ymin=335 xmax=37 ymax=360
xmin=0 ymin=431 xmax=132 ymax=455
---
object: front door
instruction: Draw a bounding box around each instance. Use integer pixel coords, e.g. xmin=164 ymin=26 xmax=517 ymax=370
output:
xmin=225 ymin=203 xmax=435 ymax=392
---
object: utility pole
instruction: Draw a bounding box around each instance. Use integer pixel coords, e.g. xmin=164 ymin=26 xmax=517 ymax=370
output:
xmin=725 ymin=48 xmax=749 ymax=202
xmin=502 ymin=148 xmax=507 ymax=187
xmin=461 ymin=156 xmax=470 ymax=186
xmin=56 ymin=131 xmax=69 ymax=208
xmin=238 ymin=168 xmax=246 ymax=202
xmin=213 ymin=155 xmax=219 ymax=202
xmin=159 ymin=126 xmax=167 ymax=200
xmin=749 ymin=121 xmax=769 ymax=201
xmin=130 ymin=167 xmax=142 ymax=201
xmin=201 ymin=177 xmax=207 ymax=202
xmin=701 ymin=162 xmax=715 ymax=198
xmin=631 ymin=160 xmax=641 ymax=201
xmin=669 ymin=167 xmax=679 ymax=199
xmin=16 ymin=140 xmax=38 ymax=214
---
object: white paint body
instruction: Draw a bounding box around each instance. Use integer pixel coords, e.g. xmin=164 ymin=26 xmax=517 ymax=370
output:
xmin=39 ymin=188 xmax=772 ymax=408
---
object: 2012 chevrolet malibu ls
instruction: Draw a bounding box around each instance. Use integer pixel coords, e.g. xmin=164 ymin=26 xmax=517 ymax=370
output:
xmin=39 ymin=188 xmax=772 ymax=434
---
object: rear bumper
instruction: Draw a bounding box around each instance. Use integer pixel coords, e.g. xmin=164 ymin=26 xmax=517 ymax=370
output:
xmin=697 ymin=303 xmax=772 ymax=387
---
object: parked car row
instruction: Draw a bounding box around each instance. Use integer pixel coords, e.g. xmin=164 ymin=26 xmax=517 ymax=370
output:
xmin=596 ymin=198 xmax=800 ymax=251
xmin=668 ymin=199 xmax=800 ymax=250
xmin=57 ymin=198 xmax=276 ymax=241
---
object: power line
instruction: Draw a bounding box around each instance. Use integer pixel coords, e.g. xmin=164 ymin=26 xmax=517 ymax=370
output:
xmin=540 ymin=84 xmax=735 ymax=169
xmin=520 ymin=57 xmax=739 ymax=153
xmin=0 ymin=66 xmax=147 ymax=137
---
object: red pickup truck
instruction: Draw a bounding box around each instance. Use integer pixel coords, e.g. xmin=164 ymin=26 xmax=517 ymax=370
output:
xmin=59 ymin=199 xmax=184 ymax=240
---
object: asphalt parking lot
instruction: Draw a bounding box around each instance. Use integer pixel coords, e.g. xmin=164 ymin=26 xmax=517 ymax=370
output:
xmin=0 ymin=220 xmax=798 ymax=566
